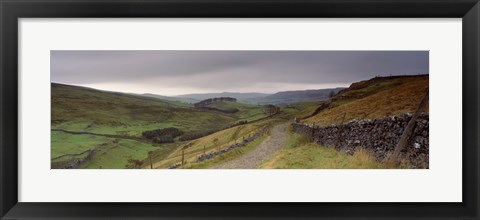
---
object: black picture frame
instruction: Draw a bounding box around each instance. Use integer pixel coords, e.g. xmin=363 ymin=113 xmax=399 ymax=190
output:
xmin=1 ymin=0 xmax=479 ymax=219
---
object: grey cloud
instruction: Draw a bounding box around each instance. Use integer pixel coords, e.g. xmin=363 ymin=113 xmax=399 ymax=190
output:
xmin=51 ymin=50 xmax=429 ymax=94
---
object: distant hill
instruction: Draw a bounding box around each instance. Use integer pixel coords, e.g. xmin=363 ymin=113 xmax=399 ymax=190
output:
xmin=175 ymin=88 xmax=346 ymax=105
xmin=199 ymin=99 xmax=266 ymax=120
xmin=255 ymin=88 xmax=345 ymax=105
xmin=141 ymin=93 xmax=198 ymax=104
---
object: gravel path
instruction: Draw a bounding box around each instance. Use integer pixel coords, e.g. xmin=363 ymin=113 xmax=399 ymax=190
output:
xmin=214 ymin=123 xmax=289 ymax=169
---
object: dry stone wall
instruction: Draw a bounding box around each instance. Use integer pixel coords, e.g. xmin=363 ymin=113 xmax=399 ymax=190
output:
xmin=51 ymin=149 xmax=96 ymax=169
xmin=168 ymin=126 xmax=270 ymax=169
xmin=292 ymin=113 xmax=429 ymax=168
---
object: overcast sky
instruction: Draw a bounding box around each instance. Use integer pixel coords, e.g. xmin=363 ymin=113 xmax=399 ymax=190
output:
xmin=51 ymin=50 xmax=428 ymax=96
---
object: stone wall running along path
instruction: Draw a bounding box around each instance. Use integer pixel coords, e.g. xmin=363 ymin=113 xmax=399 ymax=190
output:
xmin=292 ymin=113 xmax=429 ymax=168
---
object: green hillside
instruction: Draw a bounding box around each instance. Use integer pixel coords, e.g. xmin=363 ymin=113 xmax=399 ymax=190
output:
xmin=51 ymin=83 xmax=267 ymax=168
xmin=52 ymin=83 xmax=266 ymax=136
xmin=51 ymin=131 xmax=173 ymax=169
xmin=51 ymin=75 xmax=428 ymax=169
xmin=254 ymin=88 xmax=345 ymax=105
xmin=203 ymin=101 xmax=266 ymax=121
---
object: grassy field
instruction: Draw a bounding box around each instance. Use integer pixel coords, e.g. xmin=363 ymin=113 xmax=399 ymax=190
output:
xmin=51 ymin=131 xmax=178 ymax=168
xmin=52 ymin=83 xmax=266 ymax=136
xmin=81 ymin=138 xmax=175 ymax=169
xmin=260 ymin=128 xmax=388 ymax=169
xmin=278 ymin=102 xmax=321 ymax=119
xmin=303 ymin=75 xmax=429 ymax=126
xmin=51 ymin=74 xmax=428 ymax=169
xmin=51 ymin=130 xmax=108 ymax=159
xmin=51 ymin=83 xmax=267 ymax=168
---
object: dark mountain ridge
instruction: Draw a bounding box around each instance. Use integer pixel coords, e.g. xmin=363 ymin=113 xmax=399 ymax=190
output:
xmin=172 ymin=88 xmax=346 ymax=105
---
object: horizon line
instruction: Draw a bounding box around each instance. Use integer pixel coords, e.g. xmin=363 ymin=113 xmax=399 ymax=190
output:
xmin=51 ymin=73 xmax=429 ymax=97
xmin=50 ymin=81 xmax=349 ymax=97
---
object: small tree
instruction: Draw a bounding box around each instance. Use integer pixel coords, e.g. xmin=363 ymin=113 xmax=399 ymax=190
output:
xmin=126 ymin=159 xmax=144 ymax=169
xmin=263 ymin=104 xmax=278 ymax=116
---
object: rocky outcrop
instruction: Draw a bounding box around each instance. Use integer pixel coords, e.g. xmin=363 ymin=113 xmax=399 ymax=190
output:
xmin=292 ymin=113 xmax=429 ymax=168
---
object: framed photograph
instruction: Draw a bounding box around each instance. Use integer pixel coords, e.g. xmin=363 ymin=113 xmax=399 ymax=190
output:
xmin=1 ymin=0 xmax=479 ymax=219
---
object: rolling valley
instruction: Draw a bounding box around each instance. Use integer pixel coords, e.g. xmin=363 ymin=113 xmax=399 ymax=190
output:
xmin=51 ymin=74 xmax=429 ymax=169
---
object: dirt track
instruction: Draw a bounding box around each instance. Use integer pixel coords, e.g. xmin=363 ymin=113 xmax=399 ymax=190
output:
xmin=214 ymin=123 xmax=288 ymax=169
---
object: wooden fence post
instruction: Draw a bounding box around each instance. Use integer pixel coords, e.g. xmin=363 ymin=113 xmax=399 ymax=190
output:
xmin=388 ymin=90 xmax=429 ymax=164
xmin=181 ymin=150 xmax=185 ymax=166
xmin=312 ymin=123 xmax=315 ymax=136
xmin=203 ymin=145 xmax=206 ymax=156
xmin=147 ymin=151 xmax=153 ymax=169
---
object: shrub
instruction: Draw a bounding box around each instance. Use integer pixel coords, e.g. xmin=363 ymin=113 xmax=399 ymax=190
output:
xmin=142 ymin=127 xmax=184 ymax=140
xmin=126 ymin=159 xmax=144 ymax=169
xmin=222 ymin=108 xmax=239 ymax=113
xmin=154 ymin=135 xmax=174 ymax=143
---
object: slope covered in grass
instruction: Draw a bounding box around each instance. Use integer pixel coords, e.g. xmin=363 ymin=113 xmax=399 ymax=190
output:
xmin=52 ymin=83 xmax=264 ymax=136
xmin=260 ymin=130 xmax=387 ymax=169
xmin=151 ymin=119 xmax=280 ymax=168
xmin=303 ymin=75 xmax=428 ymax=126
xmin=80 ymin=138 xmax=175 ymax=169
xmin=203 ymin=101 xmax=266 ymax=121
xmin=278 ymin=102 xmax=322 ymax=119
xmin=51 ymin=83 xmax=268 ymax=168
xmin=51 ymin=131 xmax=178 ymax=169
